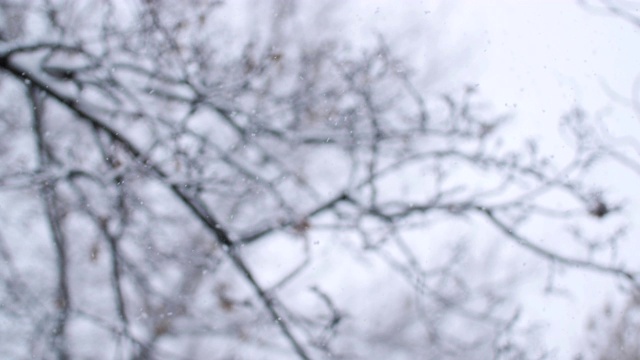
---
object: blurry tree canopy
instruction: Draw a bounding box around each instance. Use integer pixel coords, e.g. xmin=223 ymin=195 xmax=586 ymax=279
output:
xmin=573 ymin=1 xmax=640 ymax=359
xmin=0 ymin=1 xmax=638 ymax=359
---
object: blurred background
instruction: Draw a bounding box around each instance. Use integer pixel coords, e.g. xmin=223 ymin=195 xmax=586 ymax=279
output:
xmin=1 ymin=0 xmax=639 ymax=359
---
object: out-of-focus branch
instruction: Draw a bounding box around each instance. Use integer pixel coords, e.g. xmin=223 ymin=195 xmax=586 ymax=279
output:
xmin=1 ymin=57 xmax=313 ymax=360
xmin=29 ymin=86 xmax=70 ymax=360
xmin=479 ymin=207 xmax=637 ymax=284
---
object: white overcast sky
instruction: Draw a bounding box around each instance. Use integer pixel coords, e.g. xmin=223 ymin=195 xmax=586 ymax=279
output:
xmin=336 ymin=0 xmax=640 ymax=357
xmin=472 ymin=3 xmax=639 ymax=356
xmin=201 ymin=0 xmax=640 ymax=356
xmin=343 ymin=0 xmax=640 ymax=133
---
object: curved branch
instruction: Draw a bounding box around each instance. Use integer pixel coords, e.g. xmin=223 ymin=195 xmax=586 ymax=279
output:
xmin=478 ymin=207 xmax=637 ymax=285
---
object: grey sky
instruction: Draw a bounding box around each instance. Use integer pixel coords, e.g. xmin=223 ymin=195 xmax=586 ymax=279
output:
xmin=345 ymin=1 xmax=640 ymax=356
